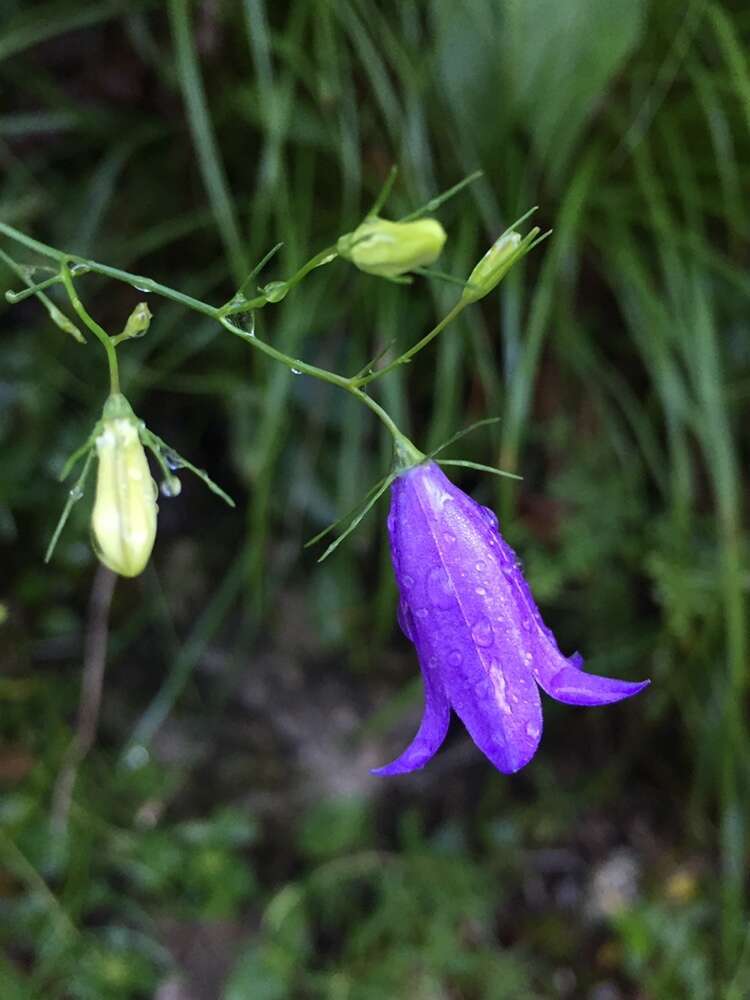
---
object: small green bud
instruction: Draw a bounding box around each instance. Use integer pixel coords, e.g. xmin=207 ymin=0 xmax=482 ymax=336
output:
xmin=262 ymin=280 xmax=289 ymax=303
xmin=118 ymin=301 xmax=152 ymax=341
xmin=91 ymin=395 xmax=157 ymax=577
xmin=337 ymin=216 xmax=446 ymax=278
xmin=462 ymin=231 xmax=522 ymax=304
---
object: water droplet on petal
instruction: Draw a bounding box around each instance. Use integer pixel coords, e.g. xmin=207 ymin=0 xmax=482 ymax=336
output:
xmin=415 ymin=607 xmax=429 ymax=619
xmin=401 ymin=574 xmax=415 ymax=588
xmin=428 ymin=656 xmax=438 ymax=670
xmin=489 ymin=659 xmax=512 ymax=714
xmin=442 ymin=531 xmax=457 ymax=544
xmin=448 ymin=650 xmax=463 ymax=667
xmin=475 ymin=586 xmax=487 ymax=596
xmin=397 ymin=600 xmax=415 ymax=641
xmin=525 ymin=722 xmax=540 ymax=739
xmin=426 ymin=566 xmax=455 ymax=608
xmin=471 ymin=616 xmax=494 ymax=647
xmin=480 ymin=505 xmax=499 ymax=531
xmin=474 ymin=679 xmax=490 ymax=696
xmin=523 ymin=651 xmax=533 ymax=665
xmin=521 ymin=617 xmax=531 ymax=631
xmin=475 ymin=560 xmax=486 ymax=572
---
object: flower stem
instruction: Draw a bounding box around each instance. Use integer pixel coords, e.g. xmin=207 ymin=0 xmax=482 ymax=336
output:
xmin=354 ymin=299 xmax=467 ymax=386
xmin=217 ymin=316 xmax=419 ymax=456
xmin=59 ymin=262 xmax=120 ymax=394
xmin=1 ymin=220 xmax=418 ymax=453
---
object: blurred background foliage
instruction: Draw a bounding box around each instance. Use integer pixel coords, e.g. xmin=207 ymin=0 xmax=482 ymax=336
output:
xmin=0 ymin=0 xmax=748 ymax=997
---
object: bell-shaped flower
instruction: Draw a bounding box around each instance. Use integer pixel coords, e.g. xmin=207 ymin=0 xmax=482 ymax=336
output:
xmin=90 ymin=394 xmax=158 ymax=577
xmin=337 ymin=217 xmax=446 ymax=278
xmin=374 ymin=461 xmax=649 ymax=776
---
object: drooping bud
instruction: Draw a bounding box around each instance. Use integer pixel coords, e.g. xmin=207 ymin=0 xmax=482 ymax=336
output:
xmin=337 ymin=217 xmax=446 ymax=278
xmin=91 ymin=394 xmax=157 ymax=577
xmin=461 ymin=232 xmax=522 ymax=304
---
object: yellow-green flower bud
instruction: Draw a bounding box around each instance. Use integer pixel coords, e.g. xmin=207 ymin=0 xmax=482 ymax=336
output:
xmin=91 ymin=395 xmax=157 ymax=577
xmin=462 ymin=231 xmax=522 ymax=304
xmin=337 ymin=217 xmax=446 ymax=278
xmin=120 ymin=301 xmax=152 ymax=340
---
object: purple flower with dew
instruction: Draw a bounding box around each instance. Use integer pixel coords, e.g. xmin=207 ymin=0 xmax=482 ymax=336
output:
xmin=374 ymin=461 xmax=650 ymax=776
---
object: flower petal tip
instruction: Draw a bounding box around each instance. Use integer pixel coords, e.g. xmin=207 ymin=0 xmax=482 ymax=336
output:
xmin=370 ymin=753 xmax=435 ymax=778
xmin=544 ymin=666 xmax=651 ymax=707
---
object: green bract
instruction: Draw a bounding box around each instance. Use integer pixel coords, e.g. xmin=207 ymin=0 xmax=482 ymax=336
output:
xmin=337 ymin=216 xmax=446 ymax=278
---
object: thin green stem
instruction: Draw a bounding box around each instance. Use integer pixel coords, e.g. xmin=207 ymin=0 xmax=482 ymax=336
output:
xmin=219 ymin=244 xmax=338 ymax=316
xmin=218 ymin=316 xmax=418 ymax=456
xmin=355 ymin=300 xmax=467 ymax=386
xmin=59 ymin=262 xmax=120 ymax=393
xmin=1 ymin=220 xmax=418 ymax=454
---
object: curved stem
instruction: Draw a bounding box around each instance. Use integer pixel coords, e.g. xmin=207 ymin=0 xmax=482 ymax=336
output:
xmin=1 ymin=221 xmax=418 ymax=453
xmin=354 ymin=300 xmax=466 ymax=386
xmin=59 ymin=261 xmax=120 ymax=393
xmin=218 ymin=316 xmax=419 ymax=458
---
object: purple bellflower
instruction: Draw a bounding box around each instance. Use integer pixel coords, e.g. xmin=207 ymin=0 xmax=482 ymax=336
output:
xmin=374 ymin=461 xmax=649 ymax=776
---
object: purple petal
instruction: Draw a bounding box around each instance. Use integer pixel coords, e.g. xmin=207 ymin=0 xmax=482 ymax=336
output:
xmin=440 ymin=650 xmax=543 ymax=774
xmin=464 ymin=496 xmax=651 ymax=710
xmin=371 ymin=658 xmax=451 ymax=776
xmin=535 ymin=654 xmax=651 ymax=706
xmin=386 ymin=463 xmax=543 ymax=774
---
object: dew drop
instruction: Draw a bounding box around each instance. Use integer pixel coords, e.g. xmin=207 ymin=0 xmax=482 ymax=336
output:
xmin=401 ymin=574 xmax=415 ymax=588
xmin=291 ymin=367 xmax=302 ymax=375
xmin=525 ymin=722 xmax=540 ymax=739
xmin=426 ymin=566 xmax=455 ymax=608
xmin=236 ymin=312 xmax=256 ymax=337
xmin=397 ymin=600 xmax=415 ymax=641
xmin=69 ymin=485 xmax=84 ymax=501
xmin=70 ymin=262 xmax=90 ymax=275
xmin=471 ymin=616 xmax=494 ymax=648
xmin=164 ymin=450 xmax=184 ymax=472
xmin=521 ymin=617 xmax=531 ymax=631
xmin=414 ymin=607 xmax=429 ymax=619
xmin=427 ymin=656 xmax=438 ymax=670
xmin=160 ymin=475 xmax=182 ymax=498
xmin=475 ymin=560 xmax=486 ymax=572
xmin=475 ymin=586 xmax=487 ymax=596
xmin=523 ymin=651 xmax=533 ymax=665
xmin=442 ymin=531 xmax=457 ymax=544
xmin=474 ymin=679 xmax=490 ymax=697
xmin=480 ymin=505 xmax=499 ymax=531
xmin=448 ymin=650 xmax=463 ymax=667
xmin=133 ymin=283 xmax=150 ymax=293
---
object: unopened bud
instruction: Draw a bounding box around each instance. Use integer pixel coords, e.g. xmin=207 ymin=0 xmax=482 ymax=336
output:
xmin=337 ymin=217 xmax=446 ymax=278
xmin=91 ymin=395 xmax=157 ymax=577
xmin=462 ymin=231 xmax=522 ymax=304
xmin=119 ymin=302 xmax=152 ymax=340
